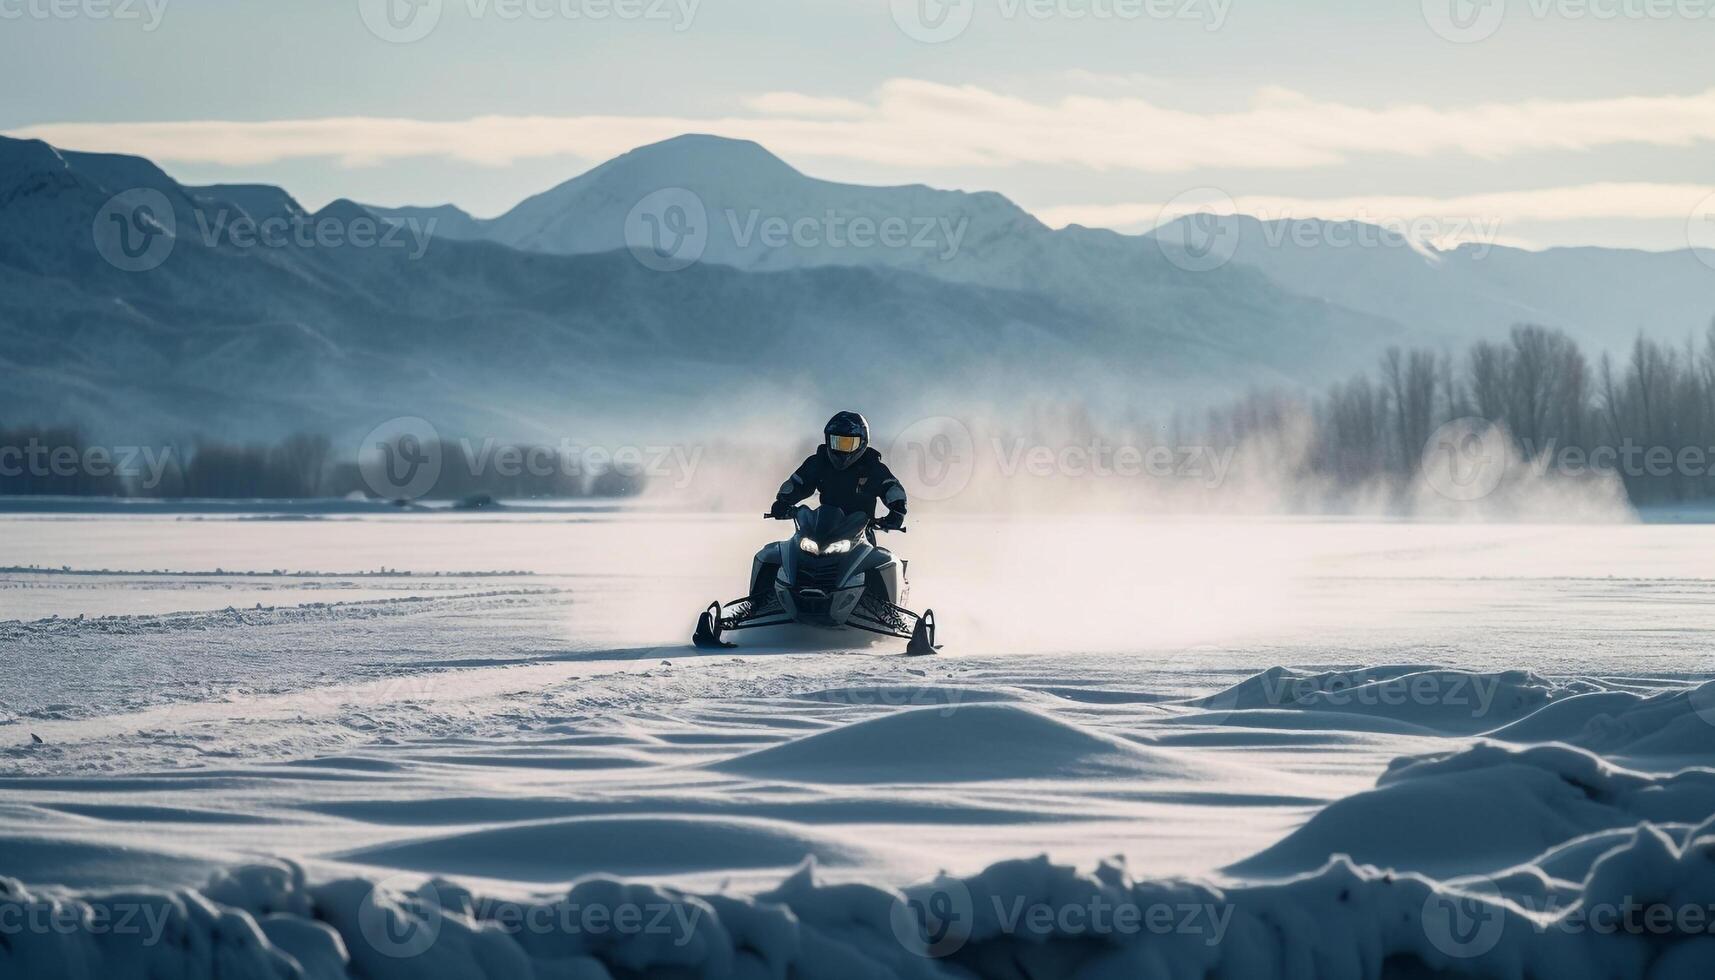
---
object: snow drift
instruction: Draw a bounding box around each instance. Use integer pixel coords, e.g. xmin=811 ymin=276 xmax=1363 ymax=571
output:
xmin=708 ymin=703 xmax=1188 ymax=783
xmin=340 ymin=815 xmax=881 ymax=882
xmin=1234 ymin=741 xmax=1715 ymax=878
xmin=9 ymin=811 xmax=1715 ymax=980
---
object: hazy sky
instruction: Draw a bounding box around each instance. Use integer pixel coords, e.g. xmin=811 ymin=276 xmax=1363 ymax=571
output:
xmin=5 ymin=0 xmax=1714 ymax=250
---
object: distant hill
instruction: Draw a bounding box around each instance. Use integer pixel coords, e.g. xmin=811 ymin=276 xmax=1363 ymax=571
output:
xmin=372 ymin=134 xmax=1405 ymax=384
xmin=22 ymin=132 xmax=1705 ymax=448
xmin=2 ymin=134 xmax=1407 ymax=444
xmin=1149 ymin=214 xmax=1715 ymax=354
xmin=0 ymin=136 xmax=1117 ymax=444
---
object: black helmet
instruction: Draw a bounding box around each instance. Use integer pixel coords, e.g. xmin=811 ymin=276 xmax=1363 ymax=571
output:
xmin=823 ymin=411 xmax=869 ymax=470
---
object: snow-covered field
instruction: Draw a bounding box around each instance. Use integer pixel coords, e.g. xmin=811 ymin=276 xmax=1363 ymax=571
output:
xmin=4 ymin=511 xmax=1715 ymax=978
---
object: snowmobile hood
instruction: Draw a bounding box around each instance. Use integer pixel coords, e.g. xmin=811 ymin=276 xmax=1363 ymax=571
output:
xmin=795 ymin=505 xmax=870 ymax=546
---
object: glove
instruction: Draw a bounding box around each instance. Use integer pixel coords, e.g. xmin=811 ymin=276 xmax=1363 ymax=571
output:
xmin=768 ymin=500 xmax=794 ymax=520
xmin=877 ymin=510 xmax=906 ymax=531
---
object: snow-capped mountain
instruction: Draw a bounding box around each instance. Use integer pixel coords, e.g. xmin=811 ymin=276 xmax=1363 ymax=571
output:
xmin=368 ymin=135 xmax=1403 ymax=381
xmin=380 ymin=135 xmax=1713 ymax=364
xmin=1149 ymin=214 xmax=1715 ymax=353
xmin=0 ymin=136 xmax=1137 ymax=444
xmin=372 ymin=135 xmax=1035 ymax=275
xmin=25 ymin=130 xmax=1704 ymax=447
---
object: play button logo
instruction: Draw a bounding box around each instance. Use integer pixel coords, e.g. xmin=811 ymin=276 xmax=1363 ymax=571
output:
xmin=359 ymin=0 xmax=443 ymax=43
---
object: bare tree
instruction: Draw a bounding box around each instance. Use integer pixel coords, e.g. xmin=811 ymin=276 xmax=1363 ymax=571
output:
xmin=1382 ymin=347 xmax=1438 ymax=476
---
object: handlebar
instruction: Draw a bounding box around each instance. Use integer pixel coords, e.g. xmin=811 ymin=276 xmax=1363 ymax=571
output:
xmin=762 ymin=511 xmax=906 ymax=532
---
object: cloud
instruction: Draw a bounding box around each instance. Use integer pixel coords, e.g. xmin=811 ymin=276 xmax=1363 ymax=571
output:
xmin=1036 ymin=183 xmax=1715 ymax=237
xmin=8 ymin=115 xmax=703 ymax=169
xmin=12 ymin=81 xmax=1715 ymax=173
xmin=744 ymin=92 xmax=872 ymax=119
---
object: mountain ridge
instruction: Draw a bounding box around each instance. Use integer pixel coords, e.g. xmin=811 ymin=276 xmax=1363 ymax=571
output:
xmin=11 ymin=131 xmax=1700 ymax=447
xmin=1148 ymin=213 xmax=1715 ymax=351
xmin=365 ymin=134 xmax=1711 ymax=356
xmin=0 ymin=135 xmax=1161 ymax=444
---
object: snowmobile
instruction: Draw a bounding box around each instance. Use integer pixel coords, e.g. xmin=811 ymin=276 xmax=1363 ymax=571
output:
xmin=692 ymin=505 xmax=939 ymax=656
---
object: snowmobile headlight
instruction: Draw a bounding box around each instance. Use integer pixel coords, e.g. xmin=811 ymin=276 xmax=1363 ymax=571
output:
xmin=824 ymin=539 xmax=855 ymax=554
xmin=799 ymin=538 xmax=821 ymax=555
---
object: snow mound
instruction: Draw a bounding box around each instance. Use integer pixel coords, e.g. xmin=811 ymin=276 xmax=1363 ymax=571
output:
xmin=1233 ymin=740 xmax=1715 ymax=877
xmin=1525 ymin=683 xmax=1715 ymax=762
xmin=1486 ymin=689 xmax=1655 ymax=744
xmin=709 ymin=703 xmax=1178 ymax=783
xmin=340 ymin=815 xmax=876 ymax=881
xmin=0 ymin=833 xmax=222 ymax=890
xmin=1321 ymin=675 xmax=1715 ymax=762
xmin=13 ymin=815 xmax=1715 ymax=980
xmin=790 ymin=685 xmax=1021 ymax=707
xmin=1185 ymin=666 xmax=1593 ymax=735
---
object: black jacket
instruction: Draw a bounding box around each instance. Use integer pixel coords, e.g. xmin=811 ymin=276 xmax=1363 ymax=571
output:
xmin=776 ymin=447 xmax=907 ymax=519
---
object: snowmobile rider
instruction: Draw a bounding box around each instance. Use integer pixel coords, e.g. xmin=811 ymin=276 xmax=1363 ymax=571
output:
xmin=769 ymin=412 xmax=908 ymax=533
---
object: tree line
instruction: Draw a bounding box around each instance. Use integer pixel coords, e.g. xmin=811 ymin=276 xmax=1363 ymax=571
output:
xmin=1197 ymin=323 xmax=1715 ymax=507
xmin=0 ymin=430 xmax=648 ymax=500
xmin=11 ymin=322 xmax=1715 ymax=507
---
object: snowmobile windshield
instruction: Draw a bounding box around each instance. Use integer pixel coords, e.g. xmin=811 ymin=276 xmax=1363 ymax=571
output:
xmin=795 ymin=506 xmax=871 ymax=546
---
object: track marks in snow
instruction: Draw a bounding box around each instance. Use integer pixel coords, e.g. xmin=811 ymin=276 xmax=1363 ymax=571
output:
xmin=0 ymin=588 xmax=562 ymax=640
